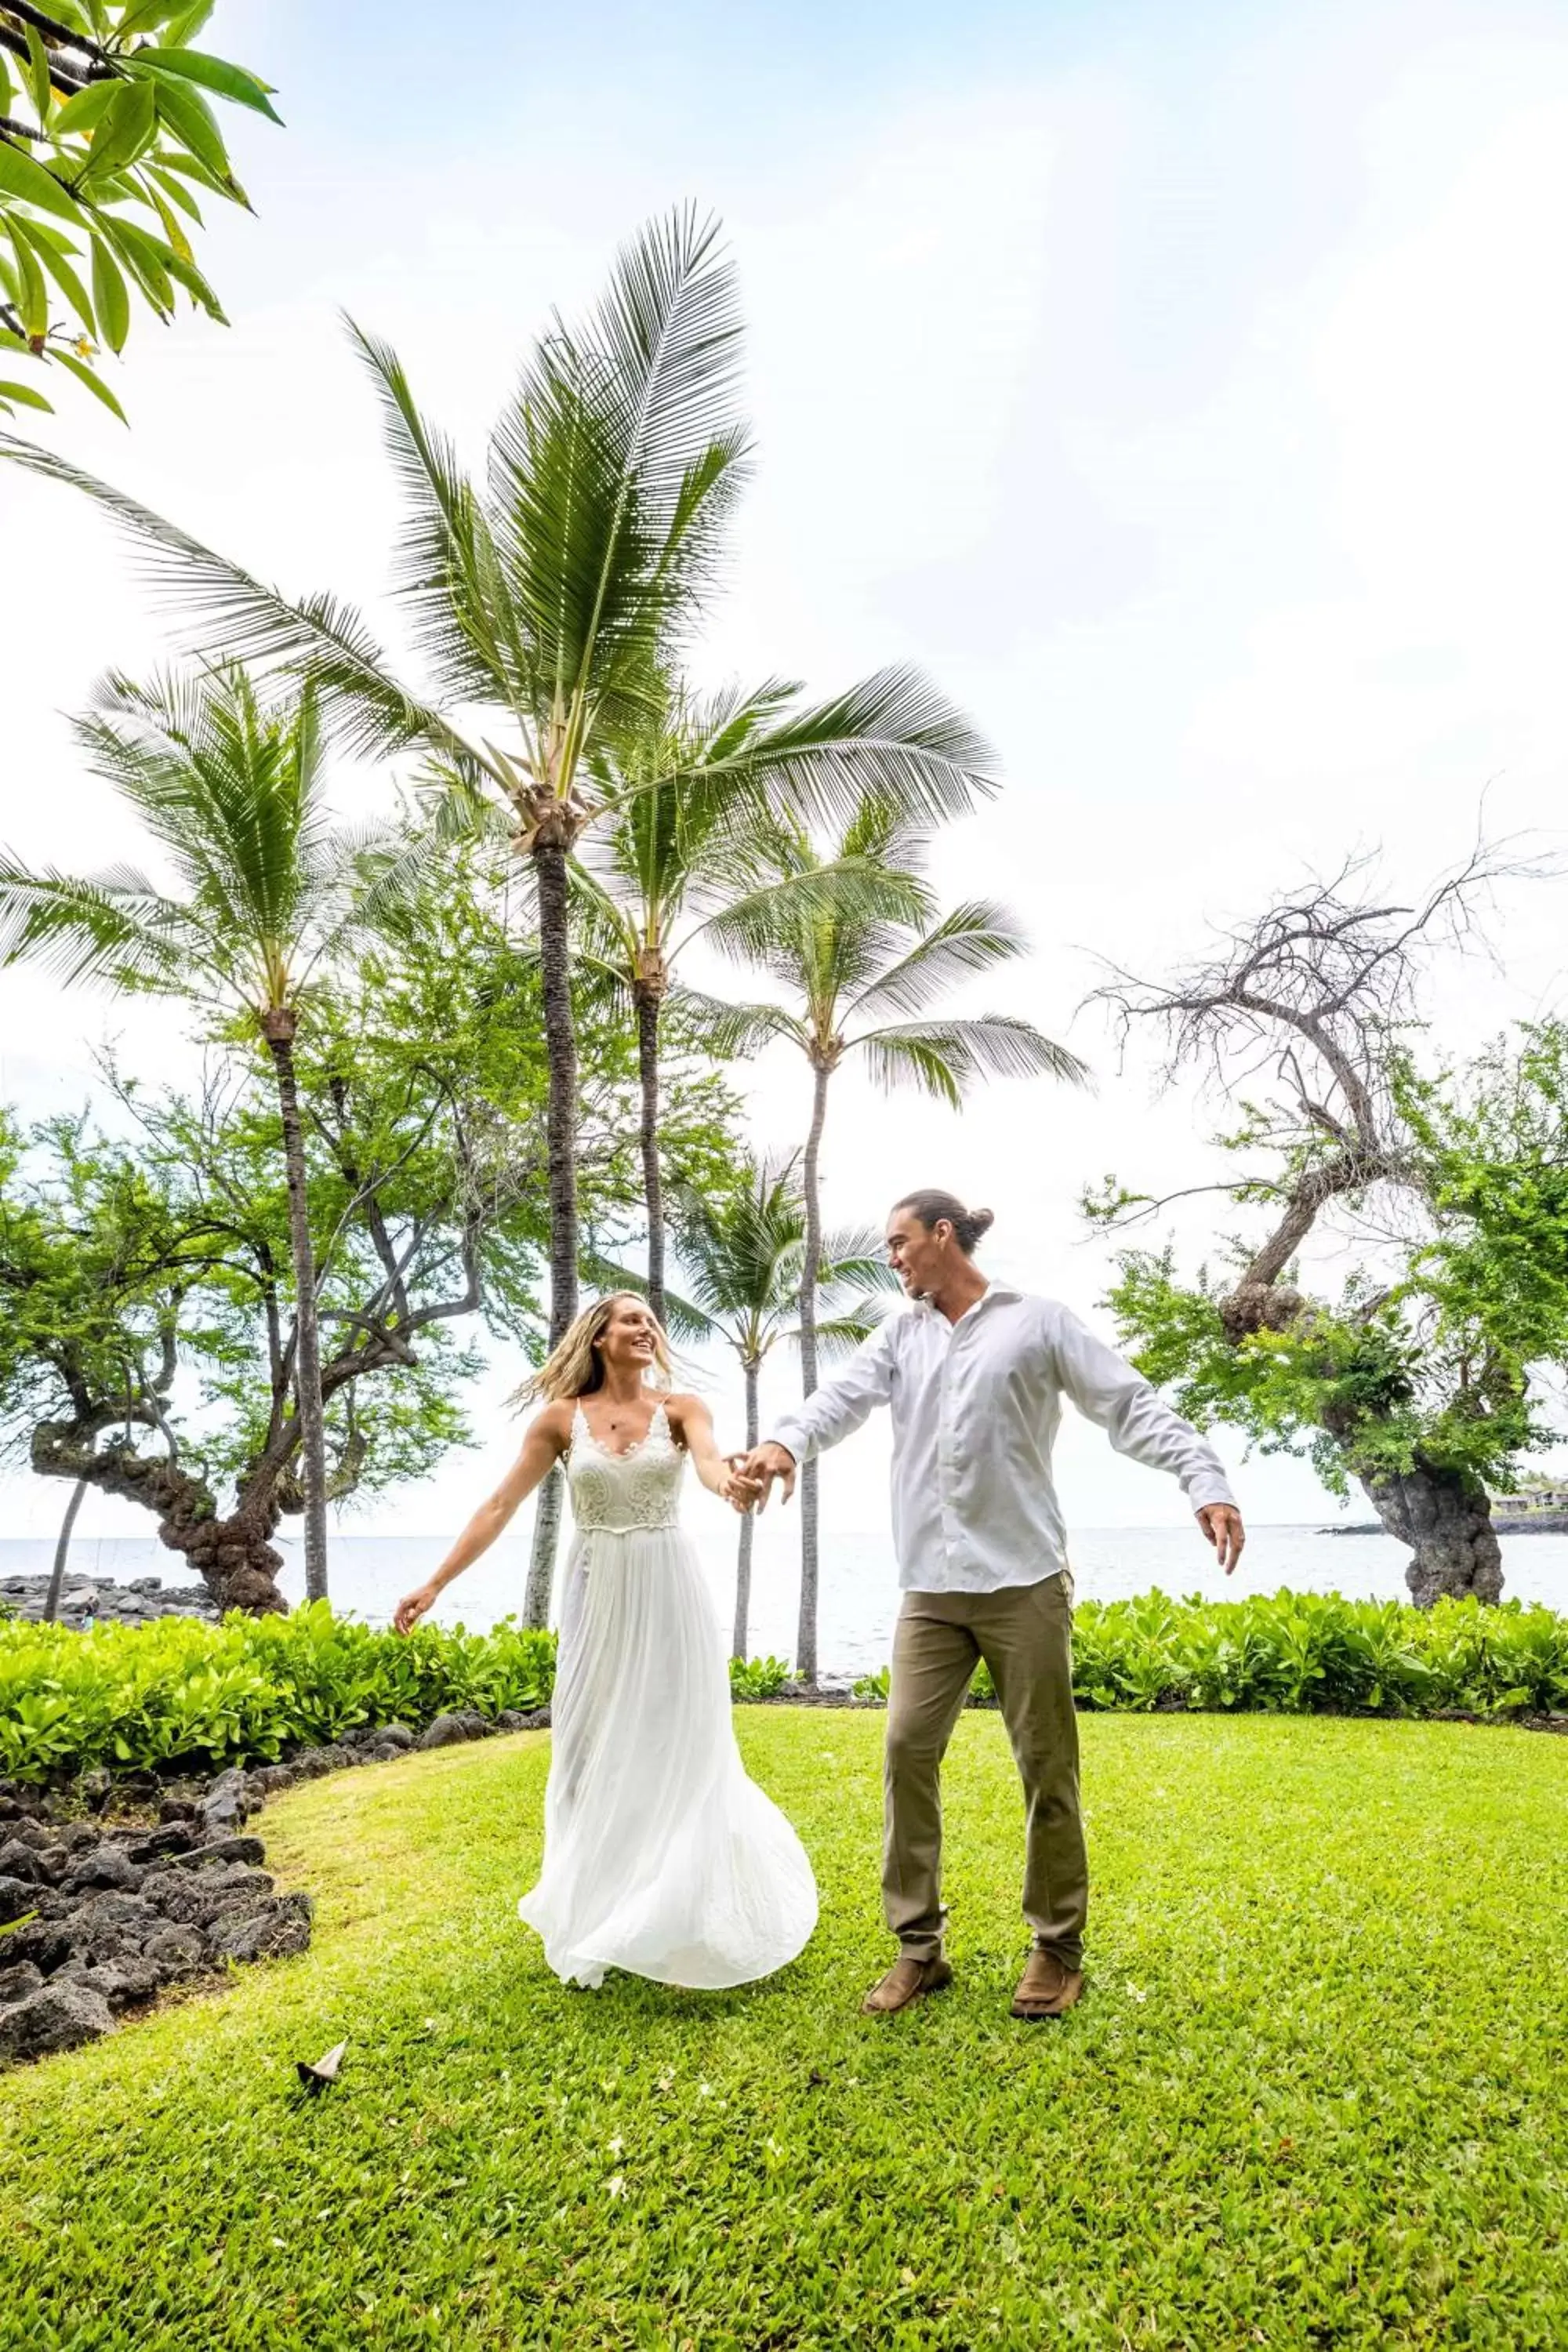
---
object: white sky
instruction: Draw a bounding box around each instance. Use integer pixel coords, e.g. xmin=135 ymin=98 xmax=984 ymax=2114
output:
xmin=2 ymin=0 xmax=1566 ymax=1565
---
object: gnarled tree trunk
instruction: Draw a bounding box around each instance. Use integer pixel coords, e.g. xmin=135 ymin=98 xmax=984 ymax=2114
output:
xmin=1360 ymin=1462 xmax=1504 ymax=1607
xmin=32 ymin=1416 xmax=289 ymax=1615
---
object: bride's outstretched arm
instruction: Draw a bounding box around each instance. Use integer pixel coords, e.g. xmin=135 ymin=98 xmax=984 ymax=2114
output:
xmin=668 ymin=1395 xmax=744 ymax=1506
xmin=393 ymin=1406 xmax=569 ymax=1633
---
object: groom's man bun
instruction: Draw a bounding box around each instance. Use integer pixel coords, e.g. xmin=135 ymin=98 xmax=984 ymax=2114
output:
xmin=895 ymin=1189 xmax=995 ymax=1255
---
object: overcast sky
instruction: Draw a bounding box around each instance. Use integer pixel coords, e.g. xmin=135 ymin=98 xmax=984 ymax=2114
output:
xmin=2 ymin=0 xmax=1566 ymax=1566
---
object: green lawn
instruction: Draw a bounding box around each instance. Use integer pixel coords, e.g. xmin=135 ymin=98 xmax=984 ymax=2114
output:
xmin=3 ymin=1710 xmax=1566 ymax=2349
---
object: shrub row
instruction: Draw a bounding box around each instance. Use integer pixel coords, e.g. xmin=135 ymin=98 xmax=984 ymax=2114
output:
xmin=853 ymin=1590 xmax=1568 ymax=1718
xmin=3 ymin=1592 xmax=1565 ymax=1785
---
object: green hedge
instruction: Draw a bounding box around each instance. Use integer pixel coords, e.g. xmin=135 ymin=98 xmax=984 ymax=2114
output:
xmin=859 ymin=1591 xmax=1568 ymax=1717
xmin=2 ymin=1592 xmax=1565 ymax=1786
xmin=0 ymin=1605 xmax=559 ymax=1785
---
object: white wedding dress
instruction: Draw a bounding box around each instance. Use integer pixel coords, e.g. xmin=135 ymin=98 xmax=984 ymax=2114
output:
xmin=517 ymin=1401 xmax=818 ymax=1990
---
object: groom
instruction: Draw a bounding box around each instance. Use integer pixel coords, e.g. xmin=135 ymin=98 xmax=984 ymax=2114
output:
xmin=738 ymin=1189 xmax=1243 ymax=2020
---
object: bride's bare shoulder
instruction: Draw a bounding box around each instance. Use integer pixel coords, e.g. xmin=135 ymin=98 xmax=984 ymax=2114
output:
xmin=528 ymin=1398 xmax=577 ymax=1448
xmin=659 ymin=1390 xmax=709 ymax=1433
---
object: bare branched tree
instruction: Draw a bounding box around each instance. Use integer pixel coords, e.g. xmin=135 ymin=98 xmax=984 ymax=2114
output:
xmin=1088 ymin=841 xmax=1542 ymax=1605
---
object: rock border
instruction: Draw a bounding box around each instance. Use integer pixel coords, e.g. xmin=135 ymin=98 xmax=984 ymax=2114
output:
xmin=0 ymin=1704 xmax=550 ymax=2068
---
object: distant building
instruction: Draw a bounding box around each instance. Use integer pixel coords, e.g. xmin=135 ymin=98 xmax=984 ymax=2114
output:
xmin=1488 ymin=1479 xmax=1568 ymax=1514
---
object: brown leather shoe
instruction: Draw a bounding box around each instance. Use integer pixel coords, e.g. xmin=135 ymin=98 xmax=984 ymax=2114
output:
xmin=1010 ymin=1949 xmax=1083 ymax=2020
xmin=860 ymin=1955 xmax=953 ymax=2015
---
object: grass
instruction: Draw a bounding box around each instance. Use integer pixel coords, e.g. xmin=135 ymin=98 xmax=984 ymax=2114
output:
xmin=3 ymin=1710 xmax=1567 ymax=2349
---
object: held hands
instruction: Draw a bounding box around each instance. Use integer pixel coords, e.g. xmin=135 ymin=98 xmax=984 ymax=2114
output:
xmin=1198 ymin=1503 xmax=1246 ymax=1574
xmin=731 ymin=1443 xmax=797 ymax=1513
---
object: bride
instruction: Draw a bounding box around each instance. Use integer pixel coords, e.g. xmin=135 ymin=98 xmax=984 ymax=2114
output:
xmin=392 ymin=1293 xmax=818 ymax=1991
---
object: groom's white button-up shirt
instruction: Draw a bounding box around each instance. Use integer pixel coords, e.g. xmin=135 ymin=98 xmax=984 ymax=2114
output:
xmin=768 ymin=1283 xmax=1236 ymax=1594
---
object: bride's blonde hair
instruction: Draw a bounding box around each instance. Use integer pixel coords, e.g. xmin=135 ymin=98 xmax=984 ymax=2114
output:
xmin=514 ymin=1292 xmax=673 ymax=1406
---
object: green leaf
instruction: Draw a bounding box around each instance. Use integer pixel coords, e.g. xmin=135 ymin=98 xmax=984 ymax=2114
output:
xmin=0 ymin=137 xmax=84 ymax=226
xmin=117 ymin=0 xmax=200 ymax=32
xmin=137 ymin=49 xmax=283 ymax=125
xmin=77 ymin=80 xmax=158 ymax=185
xmin=23 ymin=220 xmax=96 ymax=336
xmin=5 ymin=220 xmax=49 ymax=338
xmin=23 ymin=26 xmax=54 ymax=129
xmin=102 ymin=213 xmax=173 ymax=311
xmin=0 ymin=376 xmax=53 ymax=412
xmin=163 ymin=244 xmax=223 ymax=320
xmin=139 ymin=172 xmax=194 ymax=264
xmin=146 ymin=75 xmax=232 ymax=186
xmin=165 ymin=2 xmax=218 ymax=38
xmin=145 ymin=161 xmax=202 ymax=223
xmin=90 ymin=233 xmax=130 ymax=350
xmin=49 ymin=346 xmax=126 ymax=423
xmin=50 ymin=80 xmax=122 ymax=140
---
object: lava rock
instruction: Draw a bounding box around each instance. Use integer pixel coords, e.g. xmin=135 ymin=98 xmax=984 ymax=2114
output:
xmin=0 ymin=1838 xmax=45 ymax=1882
xmin=376 ymin=1722 xmax=417 ymax=1751
xmin=249 ymin=1766 xmax=296 ymax=1796
xmin=125 ymin=1823 xmax=200 ymax=1864
xmin=0 ymin=1980 xmax=116 ymax=2061
xmin=158 ymin=1796 xmax=204 ymax=1824
xmin=0 ymin=1875 xmax=38 ymax=1925
xmin=495 ymin=1708 xmax=550 ymax=1734
xmin=139 ymin=1862 xmax=275 ymax=1929
xmin=79 ymin=1768 xmax=113 ymax=1812
xmin=141 ymin=1924 xmax=205 ymax=1979
xmin=416 ymin=1711 xmax=488 ymax=1751
xmin=0 ymin=1962 xmax=43 ymax=2005
xmin=64 ymin=1891 xmax=160 ymax=1963
xmin=200 ymin=1767 xmax=252 ymax=1834
xmin=172 ymin=1835 xmax=267 ymax=1871
xmin=63 ymin=1845 xmax=143 ymax=1895
xmin=60 ymin=1957 xmax=163 ymax=2011
xmin=286 ymin=1747 xmax=337 ymax=1780
xmin=206 ymin=1891 xmax=313 ymax=1965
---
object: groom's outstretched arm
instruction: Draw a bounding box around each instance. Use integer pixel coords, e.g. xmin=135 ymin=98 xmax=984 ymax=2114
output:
xmin=740 ymin=1323 xmax=898 ymax=1509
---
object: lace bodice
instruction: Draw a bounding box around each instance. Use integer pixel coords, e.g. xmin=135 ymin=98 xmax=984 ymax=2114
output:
xmin=567 ymin=1400 xmax=685 ymax=1534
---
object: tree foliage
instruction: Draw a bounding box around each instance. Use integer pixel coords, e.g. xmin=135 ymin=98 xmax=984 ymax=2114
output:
xmin=0 ymin=0 xmax=278 ymax=423
xmin=1087 ymin=855 xmax=1568 ymax=1600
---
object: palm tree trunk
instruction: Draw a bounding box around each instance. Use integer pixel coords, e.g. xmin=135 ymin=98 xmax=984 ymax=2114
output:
xmin=42 ymin=1478 xmax=88 ymax=1624
xmin=795 ymin=1062 xmax=831 ymax=1685
xmin=733 ymin=1359 xmax=759 ymax=1661
xmin=526 ymin=829 xmax=580 ymax=1628
xmin=636 ymin=980 xmax=666 ymax=1328
xmin=264 ymin=1020 xmax=329 ymax=1601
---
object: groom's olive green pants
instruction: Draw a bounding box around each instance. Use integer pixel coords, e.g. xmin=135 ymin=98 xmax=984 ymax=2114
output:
xmin=883 ymin=1570 xmax=1087 ymax=1969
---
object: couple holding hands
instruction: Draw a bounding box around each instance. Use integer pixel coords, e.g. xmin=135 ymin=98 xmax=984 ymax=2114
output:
xmin=393 ymin=1188 xmax=1243 ymax=2020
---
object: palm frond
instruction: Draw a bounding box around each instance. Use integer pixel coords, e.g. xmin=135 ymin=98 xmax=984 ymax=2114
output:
xmin=844 ymin=899 xmax=1032 ymax=1022
xmin=665 ymin=664 xmax=996 ymax=834
xmin=697 ymin=855 xmax=933 ymax=967
xmin=0 ymin=434 xmax=479 ymax=771
xmin=0 ymin=857 xmax=196 ymax=993
xmin=677 ymin=989 xmax=804 ymax=1059
xmin=346 ymin=318 xmax=530 ymax=713
xmin=488 ymin=208 xmax=750 ymax=746
xmin=854 ymin=1015 xmax=1091 ymax=1097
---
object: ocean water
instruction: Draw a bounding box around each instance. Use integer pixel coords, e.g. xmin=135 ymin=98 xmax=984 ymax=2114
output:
xmin=6 ymin=1523 xmax=1566 ymax=1677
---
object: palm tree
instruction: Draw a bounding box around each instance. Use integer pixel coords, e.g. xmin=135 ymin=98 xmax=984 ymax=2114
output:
xmin=709 ymin=800 xmax=1090 ymax=1682
xmin=676 ymin=1158 xmax=895 ymax=1658
xmin=574 ymin=678 xmax=915 ymax=1327
xmin=0 ymin=664 xmax=418 ymax=1600
xmin=3 ymin=208 xmax=997 ymax=1621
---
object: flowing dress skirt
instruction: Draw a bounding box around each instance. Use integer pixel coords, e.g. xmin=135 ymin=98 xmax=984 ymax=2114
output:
xmin=517 ymin=1526 xmax=818 ymax=1989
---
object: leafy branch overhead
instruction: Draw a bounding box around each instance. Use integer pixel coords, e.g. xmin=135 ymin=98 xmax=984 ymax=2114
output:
xmin=0 ymin=0 xmax=278 ymax=423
